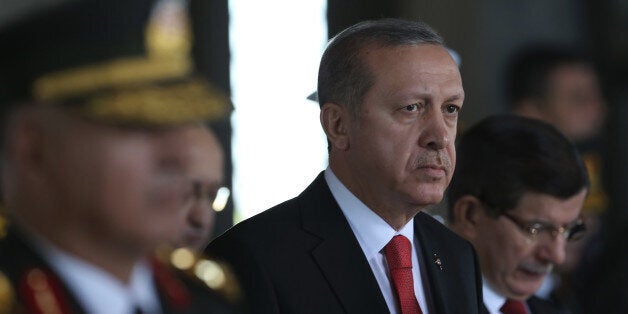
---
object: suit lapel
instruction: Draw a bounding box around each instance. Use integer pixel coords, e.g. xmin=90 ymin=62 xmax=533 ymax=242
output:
xmin=299 ymin=173 xmax=389 ymax=313
xmin=481 ymin=302 xmax=490 ymax=314
xmin=414 ymin=212 xmax=455 ymax=313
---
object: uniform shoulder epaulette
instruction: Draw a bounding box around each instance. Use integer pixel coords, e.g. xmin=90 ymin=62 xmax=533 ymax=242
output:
xmin=0 ymin=270 xmax=16 ymax=314
xmin=0 ymin=212 xmax=15 ymax=314
xmin=0 ymin=211 xmax=8 ymax=240
xmin=154 ymin=247 xmax=242 ymax=304
xmin=0 ymin=267 xmax=72 ymax=314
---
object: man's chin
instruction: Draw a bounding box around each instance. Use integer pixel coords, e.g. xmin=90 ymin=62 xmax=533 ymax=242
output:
xmin=507 ymin=277 xmax=546 ymax=300
xmin=182 ymin=234 xmax=210 ymax=252
xmin=406 ymin=186 xmax=446 ymax=207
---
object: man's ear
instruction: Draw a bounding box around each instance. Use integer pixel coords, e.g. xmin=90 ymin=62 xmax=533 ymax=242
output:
xmin=450 ymin=195 xmax=485 ymax=240
xmin=7 ymin=110 xmax=46 ymax=182
xmin=320 ymin=102 xmax=350 ymax=150
xmin=513 ymin=98 xmax=544 ymax=120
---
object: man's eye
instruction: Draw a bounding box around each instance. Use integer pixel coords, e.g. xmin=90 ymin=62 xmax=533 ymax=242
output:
xmin=404 ymin=104 xmax=418 ymax=111
xmin=445 ymin=104 xmax=460 ymax=114
xmin=526 ymin=223 xmax=546 ymax=236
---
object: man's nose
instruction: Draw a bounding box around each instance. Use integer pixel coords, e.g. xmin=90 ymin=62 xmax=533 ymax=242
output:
xmin=418 ymin=111 xmax=451 ymax=150
xmin=188 ymin=200 xmax=214 ymax=230
xmin=537 ymin=235 xmax=567 ymax=265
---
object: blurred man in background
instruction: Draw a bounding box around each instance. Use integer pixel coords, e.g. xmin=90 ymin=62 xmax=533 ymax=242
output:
xmin=448 ymin=114 xmax=589 ymax=314
xmin=0 ymin=0 xmax=238 ymax=312
xmin=506 ymin=46 xmax=608 ymax=310
xmin=508 ymin=46 xmax=606 ymax=143
xmin=172 ymin=127 xmax=225 ymax=252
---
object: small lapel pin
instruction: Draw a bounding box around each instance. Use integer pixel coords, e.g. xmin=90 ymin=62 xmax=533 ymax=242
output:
xmin=433 ymin=254 xmax=443 ymax=271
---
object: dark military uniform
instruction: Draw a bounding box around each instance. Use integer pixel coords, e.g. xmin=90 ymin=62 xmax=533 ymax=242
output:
xmin=0 ymin=225 xmax=241 ymax=313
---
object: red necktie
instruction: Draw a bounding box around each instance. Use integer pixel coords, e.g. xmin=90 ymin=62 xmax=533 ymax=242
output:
xmin=500 ymin=299 xmax=527 ymax=314
xmin=384 ymin=235 xmax=423 ymax=314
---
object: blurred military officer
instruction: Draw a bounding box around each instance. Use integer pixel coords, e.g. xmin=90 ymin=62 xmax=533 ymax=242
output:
xmin=0 ymin=0 xmax=239 ymax=313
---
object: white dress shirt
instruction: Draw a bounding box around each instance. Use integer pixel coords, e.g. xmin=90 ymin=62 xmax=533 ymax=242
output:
xmin=33 ymin=236 xmax=162 ymax=314
xmin=483 ymin=280 xmax=507 ymax=314
xmin=325 ymin=168 xmax=430 ymax=314
xmin=483 ymin=280 xmax=530 ymax=314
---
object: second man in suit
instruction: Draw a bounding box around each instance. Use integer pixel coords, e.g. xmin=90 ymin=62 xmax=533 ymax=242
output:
xmin=447 ymin=114 xmax=588 ymax=314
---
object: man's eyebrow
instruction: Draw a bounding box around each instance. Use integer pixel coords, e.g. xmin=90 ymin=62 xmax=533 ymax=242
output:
xmin=157 ymin=156 xmax=185 ymax=171
xmin=528 ymin=217 xmax=581 ymax=228
xmin=444 ymin=94 xmax=464 ymax=103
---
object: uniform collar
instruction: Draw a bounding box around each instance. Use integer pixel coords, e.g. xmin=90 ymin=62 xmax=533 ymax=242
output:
xmin=30 ymin=233 xmax=162 ymax=314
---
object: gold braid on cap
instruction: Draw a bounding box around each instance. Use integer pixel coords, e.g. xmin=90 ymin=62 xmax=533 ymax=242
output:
xmin=85 ymin=78 xmax=230 ymax=126
xmin=31 ymin=0 xmax=229 ymax=125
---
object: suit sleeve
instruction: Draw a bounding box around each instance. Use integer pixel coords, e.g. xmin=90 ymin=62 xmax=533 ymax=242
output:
xmin=207 ymin=230 xmax=281 ymax=314
xmin=471 ymin=242 xmax=484 ymax=313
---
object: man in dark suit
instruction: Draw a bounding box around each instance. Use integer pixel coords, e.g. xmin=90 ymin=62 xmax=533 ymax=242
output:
xmin=0 ymin=0 xmax=239 ymax=312
xmin=447 ymin=115 xmax=589 ymax=314
xmin=207 ymin=18 xmax=483 ymax=314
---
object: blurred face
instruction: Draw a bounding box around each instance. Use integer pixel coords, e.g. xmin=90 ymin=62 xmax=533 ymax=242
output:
xmin=43 ymin=113 xmax=219 ymax=253
xmin=542 ymin=64 xmax=606 ymax=141
xmin=472 ymin=190 xmax=587 ymax=300
xmin=345 ymin=44 xmax=463 ymax=212
xmin=174 ymin=128 xmax=224 ymax=251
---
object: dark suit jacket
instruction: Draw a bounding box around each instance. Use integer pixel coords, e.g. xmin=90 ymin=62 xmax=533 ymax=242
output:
xmin=0 ymin=225 xmax=239 ymax=314
xmin=527 ymin=296 xmax=571 ymax=314
xmin=481 ymin=296 xmax=570 ymax=314
xmin=207 ymin=172 xmax=483 ymax=313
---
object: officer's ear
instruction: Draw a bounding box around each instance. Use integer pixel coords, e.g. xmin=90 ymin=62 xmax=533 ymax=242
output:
xmin=6 ymin=107 xmax=47 ymax=182
xmin=450 ymin=195 xmax=484 ymax=240
xmin=513 ymin=98 xmax=545 ymax=120
xmin=320 ymin=102 xmax=350 ymax=151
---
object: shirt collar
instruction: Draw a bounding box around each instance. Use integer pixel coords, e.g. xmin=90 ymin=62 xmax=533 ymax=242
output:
xmin=324 ymin=167 xmax=415 ymax=258
xmin=482 ymin=280 xmax=506 ymax=314
xmin=32 ymin=235 xmax=161 ymax=314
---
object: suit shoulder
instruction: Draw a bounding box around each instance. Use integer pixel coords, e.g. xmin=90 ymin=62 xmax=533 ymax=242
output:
xmin=223 ymin=173 xmax=329 ymax=236
xmin=214 ymin=173 xmax=329 ymax=245
xmin=527 ymin=296 xmax=570 ymax=314
xmin=214 ymin=197 xmax=300 ymax=242
xmin=416 ymin=212 xmax=471 ymax=247
xmin=245 ymin=197 xmax=301 ymax=223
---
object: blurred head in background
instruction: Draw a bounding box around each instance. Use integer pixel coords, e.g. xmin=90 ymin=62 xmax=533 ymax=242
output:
xmin=507 ymin=46 xmax=606 ymax=143
xmin=173 ymin=126 xmax=225 ymax=252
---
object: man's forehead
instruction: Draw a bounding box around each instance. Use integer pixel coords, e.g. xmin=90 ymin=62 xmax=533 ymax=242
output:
xmin=513 ymin=190 xmax=586 ymax=222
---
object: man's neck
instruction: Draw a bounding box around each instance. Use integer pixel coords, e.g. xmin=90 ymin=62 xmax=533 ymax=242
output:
xmin=327 ymin=165 xmax=422 ymax=231
xmin=16 ymin=218 xmax=144 ymax=283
